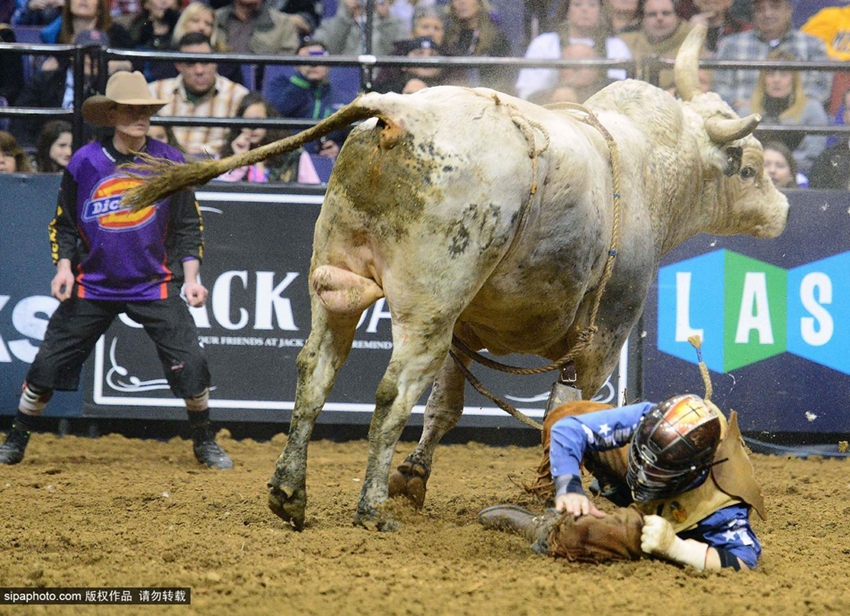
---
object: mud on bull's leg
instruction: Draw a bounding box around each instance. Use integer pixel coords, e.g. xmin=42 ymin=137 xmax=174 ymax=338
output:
xmin=354 ymin=327 xmax=453 ymax=531
xmin=268 ymin=306 xmax=360 ymax=530
xmin=388 ymin=352 xmax=469 ymax=508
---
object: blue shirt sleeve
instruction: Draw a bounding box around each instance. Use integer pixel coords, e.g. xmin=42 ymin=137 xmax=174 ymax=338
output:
xmin=549 ymin=401 xmax=654 ymax=479
xmin=678 ymin=504 xmax=762 ymax=569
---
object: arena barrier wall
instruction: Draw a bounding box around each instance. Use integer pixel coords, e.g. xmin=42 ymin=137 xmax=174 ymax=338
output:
xmin=3 ymin=176 xmax=846 ymax=438
xmin=0 ymin=176 xmax=624 ymax=428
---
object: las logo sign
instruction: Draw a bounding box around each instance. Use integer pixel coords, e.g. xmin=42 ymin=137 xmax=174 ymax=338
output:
xmin=658 ymin=249 xmax=849 ymax=374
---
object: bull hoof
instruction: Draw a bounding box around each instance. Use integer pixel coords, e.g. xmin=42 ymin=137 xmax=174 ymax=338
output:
xmin=267 ymin=482 xmax=306 ymax=530
xmin=354 ymin=505 xmax=400 ymax=532
xmin=388 ymin=461 xmax=429 ymax=509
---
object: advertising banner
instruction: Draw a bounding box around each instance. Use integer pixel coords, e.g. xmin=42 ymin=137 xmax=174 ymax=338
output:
xmin=0 ymin=175 xmax=81 ymax=417
xmin=0 ymin=178 xmax=622 ymax=426
xmin=81 ymin=186 xmax=624 ymax=427
xmin=643 ymin=190 xmax=850 ymax=436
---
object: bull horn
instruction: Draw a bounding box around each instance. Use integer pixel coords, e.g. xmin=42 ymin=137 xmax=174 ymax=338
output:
xmin=673 ymin=24 xmax=707 ymax=101
xmin=705 ymin=114 xmax=762 ymax=143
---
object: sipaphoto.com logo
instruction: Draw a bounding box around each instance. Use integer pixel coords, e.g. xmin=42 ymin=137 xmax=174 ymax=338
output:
xmin=657 ymin=249 xmax=850 ymax=374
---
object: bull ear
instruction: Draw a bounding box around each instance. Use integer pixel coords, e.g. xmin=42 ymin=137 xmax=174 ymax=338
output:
xmin=673 ymin=24 xmax=707 ymax=101
xmin=723 ymin=147 xmax=742 ymax=176
xmin=705 ymin=114 xmax=761 ymax=144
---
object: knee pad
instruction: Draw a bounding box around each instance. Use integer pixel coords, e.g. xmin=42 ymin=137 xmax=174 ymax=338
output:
xmin=19 ymin=382 xmax=53 ymax=415
xmin=185 ymin=388 xmax=210 ymax=412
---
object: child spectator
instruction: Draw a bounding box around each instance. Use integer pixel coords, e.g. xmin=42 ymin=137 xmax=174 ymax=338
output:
xmin=265 ymin=40 xmax=349 ymax=158
xmin=215 ymin=92 xmax=319 ymax=184
xmin=0 ymin=130 xmax=33 ymax=173
xmin=33 ymin=120 xmax=73 ymax=172
xmin=762 ymin=140 xmax=805 ymax=189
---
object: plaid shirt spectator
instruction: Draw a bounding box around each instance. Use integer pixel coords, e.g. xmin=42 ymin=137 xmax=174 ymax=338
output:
xmin=714 ymin=28 xmax=833 ymax=111
xmin=150 ymin=74 xmax=249 ymax=157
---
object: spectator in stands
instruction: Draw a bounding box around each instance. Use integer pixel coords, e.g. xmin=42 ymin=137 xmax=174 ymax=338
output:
xmin=126 ymin=0 xmax=180 ymax=51
xmin=147 ymin=2 xmax=243 ymax=84
xmin=675 ymin=0 xmax=751 ymax=54
xmin=313 ymin=0 xmax=409 ymax=56
xmin=41 ymin=0 xmax=133 ymax=48
xmin=12 ymin=0 xmax=63 ymax=26
xmin=391 ymin=0 xmax=435 ymax=32
xmin=809 ymin=88 xmax=850 ymax=191
xmin=125 ymin=0 xmax=181 ymax=80
xmin=146 ymin=122 xmax=182 ymax=148
xmin=442 ymin=0 xmax=512 ymax=90
xmin=33 ymin=120 xmax=73 ymax=172
xmin=801 ymin=4 xmax=850 ymax=62
xmin=604 ymin=0 xmax=643 ymax=34
xmin=378 ymin=7 xmax=446 ymax=91
xmin=619 ymin=0 xmax=692 ymax=92
xmin=172 ymin=1 xmax=218 ymax=49
xmin=0 ymin=23 xmax=24 ymax=106
xmin=373 ymin=35 xmax=447 ymax=93
xmin=738 ymin=50 xmax=828 ymax=175
xmin=215 ymin=92 xmax=320 ymax=184
xmin=409 ymin=3 xmax=443 ymax=45
xmin=9 ymin=29 xmax=105 ymax=147
xmin=0 ymin=130 xmax=32 ymax=172
xmin=530 ymin=41 xmax=614 ymax=105
xmin=515 ymin=0 xmax=632 ymax=101
xmin=265 ymin=39 xmax=347 ymax=158
xmin=271 ymin=0 xmax=324 ymax=38
xmin=762 ymin=140 xmax=804 ymax=189
xmin=714 ymin=0 xmax=832 ymax=112
xmin=149 ymin=32 xmax=250 ymax=156
xmin=214 ymin=0 xmax=300 ymax=56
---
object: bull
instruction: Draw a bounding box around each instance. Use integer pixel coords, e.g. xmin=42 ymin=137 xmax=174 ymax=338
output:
xmin=121 ymin=25 xmax=789 ymax=531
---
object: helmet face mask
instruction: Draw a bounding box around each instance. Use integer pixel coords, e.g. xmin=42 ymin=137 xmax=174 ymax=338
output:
xmin=626 ymin=395 xmax=722 ymax=502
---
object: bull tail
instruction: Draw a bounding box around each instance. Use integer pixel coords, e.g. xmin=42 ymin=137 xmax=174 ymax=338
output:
xmin=119 ymin=96 xmax=386 ymax=211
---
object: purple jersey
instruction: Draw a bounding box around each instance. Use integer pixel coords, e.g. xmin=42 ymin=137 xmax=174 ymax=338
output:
xmin=49 ymin=138 xmax=203 ymax=302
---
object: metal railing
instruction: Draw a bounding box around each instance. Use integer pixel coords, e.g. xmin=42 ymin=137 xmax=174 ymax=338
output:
xmin=2 ymin=42 xmax=848 ymax=150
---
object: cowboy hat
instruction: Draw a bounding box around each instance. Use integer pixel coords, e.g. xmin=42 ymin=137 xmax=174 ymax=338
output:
xmin=82 ymin=71 xmax=170 ymax=127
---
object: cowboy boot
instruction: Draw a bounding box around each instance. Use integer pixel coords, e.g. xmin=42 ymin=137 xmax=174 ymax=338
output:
xmin=191 ymin=424 xmax=233 ymax=470
xmin=478 ymin=505 xmax=561 ymax=554
xmin=0 ymin=425 xmax=31 ymax=465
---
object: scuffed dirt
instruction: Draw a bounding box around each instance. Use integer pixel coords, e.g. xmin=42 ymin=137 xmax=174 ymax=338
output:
xmin=1 ymin=430 xmax=848 ymax=615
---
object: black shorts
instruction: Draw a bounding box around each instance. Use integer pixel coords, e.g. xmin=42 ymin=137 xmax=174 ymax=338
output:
xmin=26 ymin=293 xmax=210 ymax=399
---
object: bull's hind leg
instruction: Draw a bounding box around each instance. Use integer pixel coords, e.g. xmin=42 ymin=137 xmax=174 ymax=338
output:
xmin=354 ymin=324 xmax=454 ymax=531
xmin=388 ymin=354 xmax=468 ymax=508
xmin=267 ymin=302 xmax=360 ymax=530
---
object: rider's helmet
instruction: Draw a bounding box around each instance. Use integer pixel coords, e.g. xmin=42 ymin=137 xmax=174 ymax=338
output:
xmin=625 ymin=394 xmax=722 ymax=502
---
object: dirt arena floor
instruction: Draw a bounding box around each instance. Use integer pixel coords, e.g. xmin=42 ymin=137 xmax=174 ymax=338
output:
xmin=1 ymin=428 xmax=848 ymax=616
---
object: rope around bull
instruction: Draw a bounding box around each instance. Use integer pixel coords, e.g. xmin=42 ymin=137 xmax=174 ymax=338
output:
xmin=449 ymin=98 xmax=625 ymax=430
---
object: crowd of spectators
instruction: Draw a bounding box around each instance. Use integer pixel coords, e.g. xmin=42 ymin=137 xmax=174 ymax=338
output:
xmin=0 ymin=0 xmax=847 ymax=189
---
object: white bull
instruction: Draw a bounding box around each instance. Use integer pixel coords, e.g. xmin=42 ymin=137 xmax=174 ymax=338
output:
xmin=121 ymin=25 xmax=789 ymax=531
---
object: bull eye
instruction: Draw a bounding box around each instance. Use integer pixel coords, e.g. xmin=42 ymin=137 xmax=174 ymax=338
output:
xmin=740 ymin=166 xmax=756 ymax=180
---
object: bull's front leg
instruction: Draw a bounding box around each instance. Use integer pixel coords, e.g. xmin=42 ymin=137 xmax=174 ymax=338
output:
xmin=388 ymin=352 xmax=468 ymax=508
xmin=268 ymin=304 xmax=359 ymax=530
xmin=354 ymin=326 xmax=453 ymax=531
